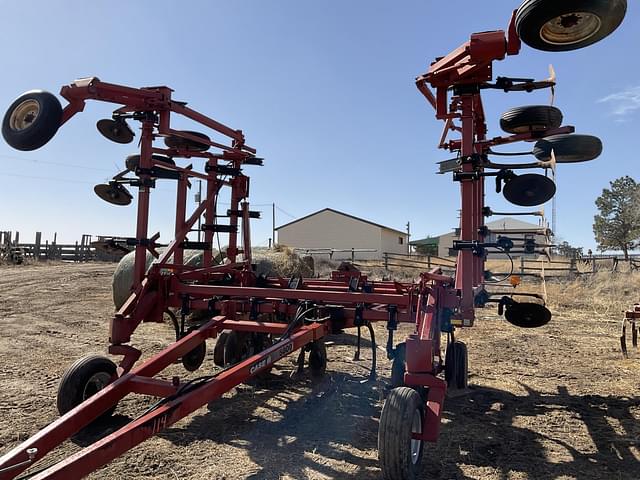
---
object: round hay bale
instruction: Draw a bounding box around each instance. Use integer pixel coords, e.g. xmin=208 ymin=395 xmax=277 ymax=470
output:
xmin=112 ymin=250 xmax=156 ymax=310
xmin=252 ymin=247 xmax=313 ymax=277
xmin=112 ymin=248 xmax=219 ymax=309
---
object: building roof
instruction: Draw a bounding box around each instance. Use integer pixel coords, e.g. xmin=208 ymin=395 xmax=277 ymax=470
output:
xmin=409 ymin=237 xmax=438 ymax=246
xmin=411 ymin=217 xmax=546 ymax=244
xmin=485 ymin=217 xmax=544 ymax=231
xmin=275 ymin=208 xmax=407 ymax=235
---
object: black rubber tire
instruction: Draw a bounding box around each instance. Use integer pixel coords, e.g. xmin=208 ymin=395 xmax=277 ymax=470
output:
xmin=390 ymin=343 xmax=406 ymax=388
xmin=500 ymin=105 xmax=563 ymax=134
xmin=223 ymin=331 xmax=252 ymax=365
xmin=533 ymin=134 xmax=602 ymax=163
xmin=125 ymin=154 xmax=175 ymax=172
xmin=164 ymin=130 xmax=210 ymax=152
xmin=378 ymin=387 xmax=424 ymax=480
xmin=516 ymin=0 xmax=627 ymax=52
xmin=56 ymin=355 xmax=118 ymax=417
xmin=2 ymin=90 xmax=62 ymax=151
xmin=213 ymin=331 xmax=230 ymax=367
xmin=444 ymin=341 xmax=468 ymax=390
xmin=181 ymin=340 xmax=207 ymax=372
xmin=308 ymin=339 xmax=327 ymax=377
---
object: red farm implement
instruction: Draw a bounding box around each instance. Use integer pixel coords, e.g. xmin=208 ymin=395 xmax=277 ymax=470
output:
xmin=0 ymin=1 xmax=627 ymax=479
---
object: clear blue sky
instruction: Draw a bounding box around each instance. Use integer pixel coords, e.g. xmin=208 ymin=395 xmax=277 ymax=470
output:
xmin=1 ymin=1 xmax=637 ymax=250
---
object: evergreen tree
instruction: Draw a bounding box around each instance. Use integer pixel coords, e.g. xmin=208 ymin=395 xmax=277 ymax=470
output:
xmin=593 ymin=176 xmax=640 ymax=259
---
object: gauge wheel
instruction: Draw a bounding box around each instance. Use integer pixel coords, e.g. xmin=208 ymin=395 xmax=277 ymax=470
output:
xmin=125 ymin=154 xmax=175 ymax=172
xmin=516 ymin=0 xmax=627 ymax=52
xmin=533 ymin=134 xmax=602 ymax=163
xmin=2 ymin=90 xmax=63 ymax=151
xmin=223 ymin=331 xmax=253 ymax=365
xmin=56 ymin=355 xmax=118 ymax=419
xmin=213 ymin=331 xmax=230 ymax=367
xmin=164 ymin=130 xmax=210 ymax=151
xmin=181 ymin=339 xmax=207 ymax=372
xmin=500 ymin=105 xmax=563 ymax=134
xmin=308 ymin=339 xmax=327 ymax=377
xmin=444 ymin=341 xmax=468 ymax=390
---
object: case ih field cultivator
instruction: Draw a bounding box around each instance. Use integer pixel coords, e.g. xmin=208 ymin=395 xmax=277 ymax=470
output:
xmin=0 ymin=1 xmax=627 ymax=479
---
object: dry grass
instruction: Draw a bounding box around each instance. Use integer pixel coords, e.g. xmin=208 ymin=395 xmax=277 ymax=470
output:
xmin=545 ymin=271 xmax=640 ymax=315
xmin=0 ymin=262 xmax=639 ymax=479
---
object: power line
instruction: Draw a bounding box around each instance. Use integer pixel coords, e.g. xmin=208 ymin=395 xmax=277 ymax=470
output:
xmin=0 ymin=154 xmax=113 ymax=172
xmin=275 ymin=205 xmax=296 ymax=219
xmin=0 ymin=172 xmax=95 ymax=184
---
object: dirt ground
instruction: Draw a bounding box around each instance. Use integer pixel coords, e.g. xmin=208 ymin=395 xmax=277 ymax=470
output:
xmin=0 ymin=262 xmax=639 ymax=479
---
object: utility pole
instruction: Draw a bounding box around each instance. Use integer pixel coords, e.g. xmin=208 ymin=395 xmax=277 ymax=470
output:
xmin=406 ymin=221 xmax=411 ymax=255
xmin=272 ymin=202 xmax=276 ymax=249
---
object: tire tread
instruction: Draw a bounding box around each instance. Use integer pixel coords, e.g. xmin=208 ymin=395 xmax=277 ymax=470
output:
xmin=379 ymin=387 xmax=424 ymax=480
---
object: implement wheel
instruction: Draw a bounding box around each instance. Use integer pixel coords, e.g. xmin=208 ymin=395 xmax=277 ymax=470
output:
xmin=308 ymin=339 xmax=327 ymax=377
xmin=445 ymin=341 xmax=468 ymax=390
xmin=2 ymin=90 xmax=62 ymax=151
xmin=533 ymin=134 xmax=602 ymax=163
xmin=213 ymin=331 xmax=230 ymax=367
xmin=378 ymin=387 xmax=424 ymax=480
xmin=181 ymin=339 xmax=207 ymax=372
xmin=164 ymin=130 xmax=210 ymax=152
xmin=516 ymin=0 xmax=627 ymax=52
xmin=500 ymin=105 xmax=563 ymax=134
xmin=223 ymin=331 xmax=253 ymax=365
xmin=56 ymin=355 xmax=117 ymax=418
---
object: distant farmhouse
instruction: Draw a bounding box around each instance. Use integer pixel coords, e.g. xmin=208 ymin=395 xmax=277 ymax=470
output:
xmin=410 ymin=217 xmax=550 ymax=258
xmin=276 ymin=208 xmax=408 ymax=260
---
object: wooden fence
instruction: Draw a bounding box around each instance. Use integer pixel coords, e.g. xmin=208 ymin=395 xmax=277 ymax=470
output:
xmin=1 ymin=231 xmax=126 ymax=263
xmin=361 ymin=252 xmax=640 ymax=278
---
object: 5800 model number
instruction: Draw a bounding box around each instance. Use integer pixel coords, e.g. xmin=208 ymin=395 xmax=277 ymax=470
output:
xmin=249 ymin=340 xmax=294 ymax=375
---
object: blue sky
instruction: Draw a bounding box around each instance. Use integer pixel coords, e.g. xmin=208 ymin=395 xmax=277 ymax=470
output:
xmin=0 ymin=1 xmax=637 ymax=250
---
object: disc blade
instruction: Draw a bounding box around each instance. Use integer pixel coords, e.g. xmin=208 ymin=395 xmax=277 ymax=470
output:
xmin=505 ymin=302 xmax=552 ymax=328
xmin=97 ymin=119 xmax=135 ymax=144
xmin=94 ymin=183 xmax=133 ymax=206
xmin=503 ymin=173 xmax=556 ymax=207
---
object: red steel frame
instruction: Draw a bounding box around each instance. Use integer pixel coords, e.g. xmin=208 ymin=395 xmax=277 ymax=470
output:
xmin=0 ymin=76 xmax=450 ymax=479
xmin=0 ymin=10 xmax=571 ymax=479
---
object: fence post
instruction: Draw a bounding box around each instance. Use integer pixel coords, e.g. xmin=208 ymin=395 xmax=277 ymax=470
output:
xmin=35 ymin=232 xmax=41 ymax=261
xmin=570 ymin=257 xmax=576 ymax=276
xmin=384 ymin=252 xmax=388 ymax=271
xmin=520 ymin=256 xmax=525 ymax=275
xmin=427 ymin=255 xmax=431 ymax=269
xmin=351 ymin=248 xmax=355 ymax=263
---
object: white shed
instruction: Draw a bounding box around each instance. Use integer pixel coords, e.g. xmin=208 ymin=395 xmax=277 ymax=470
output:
xmin=276 ymin=208 xmax=408 ymax=260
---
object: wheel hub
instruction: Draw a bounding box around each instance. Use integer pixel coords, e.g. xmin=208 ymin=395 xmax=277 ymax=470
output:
xmin=540 ymin=12 xmax=602 ymax=46
xmin=410 ymin=409 xmax=422 ymax=465
xmin=82 ymin=372 xmax=112 ymax=400
xmin=9 ymin=99 xmax=40 ymax=131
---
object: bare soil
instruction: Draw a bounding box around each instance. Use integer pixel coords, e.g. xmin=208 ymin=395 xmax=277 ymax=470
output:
xmin=0 ymin=263 xmax=639 ymax=479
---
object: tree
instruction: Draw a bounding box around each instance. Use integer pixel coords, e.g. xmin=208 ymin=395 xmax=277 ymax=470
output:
xmin=593 ymin=176 xmax=640 ymax=260
xmin=414 ymin=243 xmax=438 ymax=256
xmin=555 ymin=240 xmax=583 ymax=259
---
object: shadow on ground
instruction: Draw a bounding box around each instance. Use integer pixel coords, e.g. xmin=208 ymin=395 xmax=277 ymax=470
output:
xmin=152 ymin=371 xmax=640 ymax=479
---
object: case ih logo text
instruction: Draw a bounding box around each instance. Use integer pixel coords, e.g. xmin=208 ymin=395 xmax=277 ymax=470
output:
xmin=249 ymin=341 xmax=293 ymax=375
